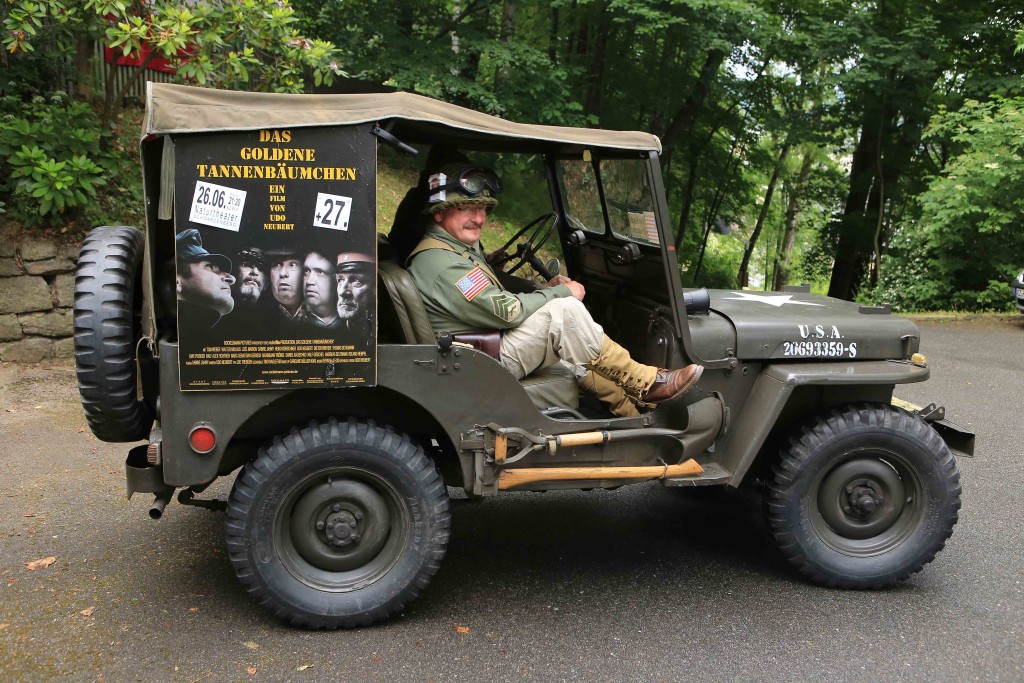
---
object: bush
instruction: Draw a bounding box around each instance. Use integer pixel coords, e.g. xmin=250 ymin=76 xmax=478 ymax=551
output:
xmin=0 ymin=93 xmax=108 ymax=226
xmin=0 ymin=92 xmax=145 ymax=230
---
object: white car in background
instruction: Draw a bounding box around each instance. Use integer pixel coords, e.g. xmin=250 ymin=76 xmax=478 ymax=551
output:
xmin=1013 ymin=270 xmax=1024 ymax=313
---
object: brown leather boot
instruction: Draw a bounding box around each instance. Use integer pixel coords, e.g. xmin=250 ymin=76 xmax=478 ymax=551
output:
xmin=642 ymin=365 xmax=703 ymax=403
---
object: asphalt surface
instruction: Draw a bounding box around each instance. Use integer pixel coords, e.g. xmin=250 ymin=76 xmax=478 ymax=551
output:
xmin=1 ymin=316 xmax=1021 ymax=682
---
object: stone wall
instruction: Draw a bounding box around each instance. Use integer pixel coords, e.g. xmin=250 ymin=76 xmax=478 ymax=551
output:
xmin=0 ymin=226 xmax=80 ymax=362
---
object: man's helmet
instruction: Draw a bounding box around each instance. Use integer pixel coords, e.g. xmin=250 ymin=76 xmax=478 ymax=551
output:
xmin=424 ymin=163 xmax=502 ymax=214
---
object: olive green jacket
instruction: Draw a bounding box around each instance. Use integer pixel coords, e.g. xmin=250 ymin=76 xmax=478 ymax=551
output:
xmin=407 ymin=226 xmax=571 ymax=334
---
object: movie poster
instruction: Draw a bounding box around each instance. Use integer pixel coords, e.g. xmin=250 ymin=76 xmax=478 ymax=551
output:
xmin=173 ymin=124 xmax=376 ymax=390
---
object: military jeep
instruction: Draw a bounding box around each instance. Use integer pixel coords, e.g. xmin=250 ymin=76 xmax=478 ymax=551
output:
xmin=74 ymin=83 xmax=973 ymax=629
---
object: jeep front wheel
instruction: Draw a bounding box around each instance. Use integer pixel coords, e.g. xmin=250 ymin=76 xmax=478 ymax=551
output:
xmin=765 ymin=404 xmax=961 ymax=588
xmin=225 ymin=418 xmax=451 ymax=629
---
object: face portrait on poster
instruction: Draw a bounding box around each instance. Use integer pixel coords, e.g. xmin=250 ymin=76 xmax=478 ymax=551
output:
xmin=172 ymin=124 xmax=377 ymax=390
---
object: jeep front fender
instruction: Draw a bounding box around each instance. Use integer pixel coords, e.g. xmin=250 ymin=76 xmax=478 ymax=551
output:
xmin=716 ymin=360 xmax=929 ymax=487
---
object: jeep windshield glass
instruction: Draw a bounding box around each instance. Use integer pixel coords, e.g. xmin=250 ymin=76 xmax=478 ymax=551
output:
xmin=600 ymin=159 xmax=659 ymax=245
xmin=558 ymin=159 xmax=604 ymax=234
xmin=558 ymin=158 xmax=659 ymax=244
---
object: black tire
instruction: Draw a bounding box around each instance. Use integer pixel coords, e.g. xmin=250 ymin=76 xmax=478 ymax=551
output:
xmin=226 ymin=418 xmax=451 ymax=629
xmin=74 ymin=225 xmax=153 ymax=442
xmin=765 ymin=403 xmax=961 ymax=588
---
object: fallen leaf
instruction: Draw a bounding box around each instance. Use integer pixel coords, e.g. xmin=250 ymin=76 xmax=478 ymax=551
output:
xmin=296 ymin=664 xmax=314 ymax=671
xmin=244 ymin=641 xmax=260 ymax=650
xmin=25 ymin=556 xmax=56 ymax=571
xmin=371 ymin=657 xmax=381 ymax=663
xmin=415 ymin=641 xmax=424 ymax=647
xmin=80 ymin=607 xmax=96 ymax=617
xmin=78 ymin=428 xmax=86 ymax=433
xmin=454 ymin=624 xmax=470 ymax=634
xmin=246 ymin=667 xmax=257 ymax=676
xmin=188 ymin=607 xmax=199 ymax=613
xmin=23 ymin=513 xmax=35 ymax=518
xmin=0 ymin=624 xmax=10 ymax=630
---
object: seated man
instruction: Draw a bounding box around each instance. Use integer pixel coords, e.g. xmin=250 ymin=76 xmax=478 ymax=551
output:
xmin=407 ymin=163 xmax=702 ymax=416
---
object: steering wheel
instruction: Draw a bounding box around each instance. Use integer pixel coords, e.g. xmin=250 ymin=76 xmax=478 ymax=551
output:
xmin=489 ymin=212 xmax=558 ymax=277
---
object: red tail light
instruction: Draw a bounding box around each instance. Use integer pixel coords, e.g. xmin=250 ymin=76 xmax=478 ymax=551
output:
xmin=188 ymin=425 xmax=216 ymax=454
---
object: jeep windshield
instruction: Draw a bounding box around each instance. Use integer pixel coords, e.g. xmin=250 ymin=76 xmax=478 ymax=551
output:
xmin=558 ymin=157 xmax=660 ymax=246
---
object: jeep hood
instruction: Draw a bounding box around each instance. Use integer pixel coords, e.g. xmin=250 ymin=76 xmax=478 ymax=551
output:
xmin=700 ymin=290 xmax=920 ymax=361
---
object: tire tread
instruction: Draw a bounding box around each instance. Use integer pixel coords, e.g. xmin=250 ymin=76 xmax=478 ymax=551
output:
xmin=766 ymin=403 xmax=961 ymax=588
xmin=225 ymin=417 xmax=451 ymax=629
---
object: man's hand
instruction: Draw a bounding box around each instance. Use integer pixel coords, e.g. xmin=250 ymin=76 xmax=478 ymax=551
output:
xmin=547 ymin=274 xmax=571 ymax=287
xmin=485 ymin=248 xmax=507 ymax=266
xmin=565 ymin=280 xmax=586 ymax=301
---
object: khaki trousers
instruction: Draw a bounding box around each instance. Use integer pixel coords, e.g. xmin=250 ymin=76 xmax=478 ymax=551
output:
xmin=499 ymin=297 xmax=604 ymax=380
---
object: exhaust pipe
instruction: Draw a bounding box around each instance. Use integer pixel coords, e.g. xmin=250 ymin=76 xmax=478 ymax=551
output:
xmin=149 ymin=488 xmax=175 ymax=520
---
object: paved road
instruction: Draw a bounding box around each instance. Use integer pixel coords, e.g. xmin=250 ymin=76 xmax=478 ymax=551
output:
xmin=1 ymin=317 xmax=1021 ymax=682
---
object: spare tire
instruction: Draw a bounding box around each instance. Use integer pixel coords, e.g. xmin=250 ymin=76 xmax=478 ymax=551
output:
xmin=74 ymin=226 xmax=153 ymax=442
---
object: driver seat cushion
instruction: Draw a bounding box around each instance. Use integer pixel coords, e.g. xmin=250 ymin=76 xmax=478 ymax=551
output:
xmin=376 ymin=259 xmax=578 ymax=411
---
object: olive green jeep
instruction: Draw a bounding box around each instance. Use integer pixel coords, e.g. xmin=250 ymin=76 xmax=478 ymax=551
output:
xmin=74 ymin=83 xmax=973 ymax=629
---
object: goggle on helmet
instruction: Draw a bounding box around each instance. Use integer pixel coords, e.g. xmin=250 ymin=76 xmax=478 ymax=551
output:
xmin=430 ymin=167 xmax=503 ymax=199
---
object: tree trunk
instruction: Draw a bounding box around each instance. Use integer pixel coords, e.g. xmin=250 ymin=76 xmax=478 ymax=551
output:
xmin=100 ymin=50 xmax=157 ymax=132
xmin=493 ymin=0 xmax=517 ymax=94
xmin=827 ymin=100 xmax=884 ymax=300
xmin=739 ymin=143 xmax=790 ymax=288
xmin=75 ymin=37 xmax=94 ymax=101
xmin=772 ymin=149 xmax=814 ymax=291
xmin=582 ymin=10 xmax=609 ymax=119
xmin=693 ymin=153 xmax=738 ymax=283
xmin=674 ymin=156 xmax=701 ymax=252
xmin=548 ymin=6 xmax=560 ymax=63
xmin=659 ymin=48 xmax=726 ymax=175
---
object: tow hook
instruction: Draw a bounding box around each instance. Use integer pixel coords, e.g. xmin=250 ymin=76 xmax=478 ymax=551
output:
xmin=178 ymin=487 xmax=228 ymax=513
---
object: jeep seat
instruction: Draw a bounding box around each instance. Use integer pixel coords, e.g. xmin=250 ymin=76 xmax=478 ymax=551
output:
xmin=377 ymin=260 xmax=579 ymax=411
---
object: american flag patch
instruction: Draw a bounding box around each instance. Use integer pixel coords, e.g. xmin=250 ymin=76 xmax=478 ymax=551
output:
xmin=455 ymin=267 xmax=490 ymax=300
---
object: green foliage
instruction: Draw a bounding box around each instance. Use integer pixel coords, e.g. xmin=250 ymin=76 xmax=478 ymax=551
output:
xmin=1 ymin=0 xmax=1021 ymax=312
xmin=293 ymin=0 xmax=589 ymax=126
xmin=0 ymin=94 xmax=108 ymax=225
xmin=920 ymin=97 xmax=1024 ymax=238
xmin=3 ymin=1 xmax=344 ymax=112
xmin=9 ymin=147 xmax=104 ymax=217
xmin=866 ymin=95 xmax=1024 ymax=311
xmin=1 ymin=0 xmax=341 ymax=228
xmin=860 ymin=228 xmax=1016 ymax=312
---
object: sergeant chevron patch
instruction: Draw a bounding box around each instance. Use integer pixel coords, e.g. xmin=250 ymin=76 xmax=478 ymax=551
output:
xmin=490 ymin=293 xmax=522 ymax=322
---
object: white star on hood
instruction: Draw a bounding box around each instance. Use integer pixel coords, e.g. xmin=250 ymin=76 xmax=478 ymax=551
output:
xmin=721 ymin=291 xmax=824 ymax=307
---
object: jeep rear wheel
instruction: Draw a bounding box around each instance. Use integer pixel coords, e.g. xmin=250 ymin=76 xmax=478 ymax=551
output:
xmin=765 ymin=404 xmax=961 ymax=588
xmin=226 ymin=418 xmax=451 ymax=629
xmin=73 ymin=225 xmax=153 ymax=442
